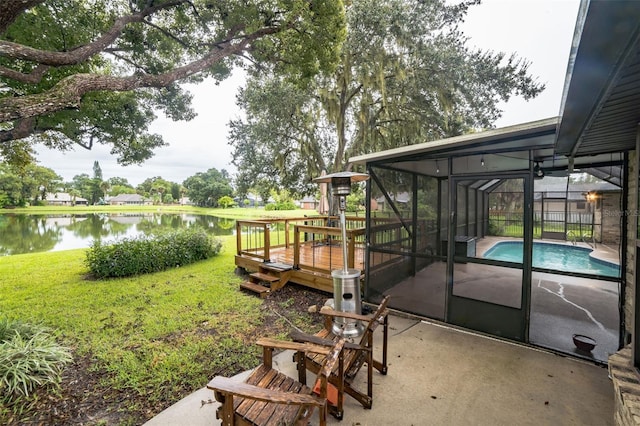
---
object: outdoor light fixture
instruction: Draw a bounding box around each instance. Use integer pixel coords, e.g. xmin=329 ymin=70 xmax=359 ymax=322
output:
xmin=435 ymin=160 xmax=440 ymax=174
xmin=313 ymin=171 xmax=369 ymax=338
xmin=533 ymin=162 xmax=545 ymax=178
xmin=481 ymin=155 xmax=485 ymax=167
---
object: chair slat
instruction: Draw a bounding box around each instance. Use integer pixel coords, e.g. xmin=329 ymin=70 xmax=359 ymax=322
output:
xmin=243 ymin=372 xmax=288 ymax=422
xmin=236 ymin=366 xmax=279 ymax=417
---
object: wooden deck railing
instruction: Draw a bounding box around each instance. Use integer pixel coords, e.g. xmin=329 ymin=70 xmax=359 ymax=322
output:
xmin=236 ymin=216 xmax=367 ymax=273
xmin=292 ymin=224 xmax=366 ymax=272
xmin=236 ymin=220 xmax=272 ymax=261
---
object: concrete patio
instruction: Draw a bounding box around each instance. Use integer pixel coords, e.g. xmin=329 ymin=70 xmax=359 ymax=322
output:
xmin=145 ymin=314 xmax=613 ymax=426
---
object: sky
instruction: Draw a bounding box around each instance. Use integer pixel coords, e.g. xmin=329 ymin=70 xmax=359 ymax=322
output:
xmin=35 ymin=0 xmax=581 ymax=187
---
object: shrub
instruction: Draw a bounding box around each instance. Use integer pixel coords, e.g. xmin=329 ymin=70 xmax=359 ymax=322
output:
xmin=0 ymin=318 xmax=72 ymax=402
xmin=266 ymin=189 xmax=298 ymax=210
xmin=217 ymin=195 xmax=235 ymax=208
xmin=85 ymin=228 xmax=222 ymax=279
xmin=264 ymin=201 xmax=297 ymax=211
xmin=487 ymin=219 xmax=504 ymax=236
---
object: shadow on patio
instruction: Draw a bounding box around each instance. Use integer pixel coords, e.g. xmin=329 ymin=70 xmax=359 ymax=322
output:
xmin=146 ymin=314 xmax=613 ymax=426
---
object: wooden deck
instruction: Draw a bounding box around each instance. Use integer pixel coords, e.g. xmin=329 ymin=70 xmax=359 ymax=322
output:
xmin=234 ymin=216 xmax=409 ymax=295
xmin=236 ymin=243 xmax=366 ymax=293
xmin=235 ymin=217 xmax=367 ymax=294
xmin=241 ymin=242 xmax=365 ymax=270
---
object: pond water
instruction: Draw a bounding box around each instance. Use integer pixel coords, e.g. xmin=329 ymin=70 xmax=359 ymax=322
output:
xmin=0 ymin=213 xmax=235 ymax=256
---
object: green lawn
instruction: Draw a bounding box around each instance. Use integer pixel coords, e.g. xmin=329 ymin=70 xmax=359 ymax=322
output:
xmin=0 ymin=234 xmax=316 ymax=424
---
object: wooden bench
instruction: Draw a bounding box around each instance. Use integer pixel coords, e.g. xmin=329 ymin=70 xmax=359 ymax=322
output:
xmin=207 ymin=337 xmax=345 ymax=426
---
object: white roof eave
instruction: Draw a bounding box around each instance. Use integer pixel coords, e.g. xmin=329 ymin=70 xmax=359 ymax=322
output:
xmin=349 ymin=117 xmax=559 ymax=166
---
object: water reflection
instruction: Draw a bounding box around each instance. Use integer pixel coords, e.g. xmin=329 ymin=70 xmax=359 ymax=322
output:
xmin=0 ymin=213 xmax=235 ymax=256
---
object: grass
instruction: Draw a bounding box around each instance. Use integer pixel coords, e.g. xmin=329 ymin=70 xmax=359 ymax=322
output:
xmin=0 ymin=234 xmax=312 ymax=423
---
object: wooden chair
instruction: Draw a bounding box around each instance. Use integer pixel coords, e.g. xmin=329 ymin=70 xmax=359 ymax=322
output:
xmin=207 ymin=337 xmax=345 ymax=426
xmin=290 ymin=295 xmax=390 ymax=419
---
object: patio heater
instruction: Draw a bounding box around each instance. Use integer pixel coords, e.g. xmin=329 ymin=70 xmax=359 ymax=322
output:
xmin=313 ymin=171 xmax=369 ymax=338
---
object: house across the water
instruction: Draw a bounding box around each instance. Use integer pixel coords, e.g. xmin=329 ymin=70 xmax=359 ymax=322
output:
xmin=45 ymin=192 xmax=88 ymax=206
xmin=108 ymin=194 xmax=152 ymax=206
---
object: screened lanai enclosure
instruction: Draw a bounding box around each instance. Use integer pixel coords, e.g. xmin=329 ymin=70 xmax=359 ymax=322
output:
xmin=353 ymin=118 xmax=625 ymax=363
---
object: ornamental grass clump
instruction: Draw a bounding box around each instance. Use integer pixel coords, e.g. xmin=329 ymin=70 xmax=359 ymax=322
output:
xmin=0 ymin=318 xmax=72 ymax=402
xmin=85 ymin=228 xmax=222 ymax=278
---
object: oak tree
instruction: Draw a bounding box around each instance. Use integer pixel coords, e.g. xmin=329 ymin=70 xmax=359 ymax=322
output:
xmin=229 ymin=0 xmax=544 ymax=193
xmin=0 ymin=0 xmax=346 ymax=165
xmin=182 ymin=167 xmax=232 ymax=207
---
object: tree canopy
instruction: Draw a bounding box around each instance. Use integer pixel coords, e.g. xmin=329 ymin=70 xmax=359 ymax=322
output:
xmin=229 ymin=0 xmax=545 ymax=194
xmin=183 ymin=167 xmax=232 ymax=207
xmin=0 ymin=0 xmax=346 ymax=166
xmin=0 ymin=162 xmax=62 ymax=207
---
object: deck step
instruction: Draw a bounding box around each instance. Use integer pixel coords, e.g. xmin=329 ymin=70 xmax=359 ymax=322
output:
xmin=240 ymin=281 xmax=270 ymax=298
xmin=250 ymin=272 xmax=280 ymax=283
xmin=262 ymin=262 xmax=293 ymax=271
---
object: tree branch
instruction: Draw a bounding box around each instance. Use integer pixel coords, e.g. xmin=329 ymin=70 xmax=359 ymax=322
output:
xmin=77 ymin=133 xmax=94 ymax=150
xmin=0 ymin=63 xmax=49 ymax=84
xmin=0 ymin=117 xmax=35 ymax=142
xmin=0 ymin=26 xmax=279 ymax=123
xmin=141 ymin=18 xmax=190 ymax=49
xmin=106 ymin=50 xmax=152 ymax=74
xmin=0 ymin=0 xmax=187 ymax=66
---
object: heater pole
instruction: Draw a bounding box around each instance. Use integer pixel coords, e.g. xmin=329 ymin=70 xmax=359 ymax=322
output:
xmin=312 ymin=171 xmax=369 ymax=339
xmin=339 ymin=195 xmax=348 ymax=273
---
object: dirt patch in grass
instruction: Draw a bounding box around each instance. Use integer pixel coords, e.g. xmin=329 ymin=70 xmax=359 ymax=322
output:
xmin=4 ymin=284 xmax=331 ymax=426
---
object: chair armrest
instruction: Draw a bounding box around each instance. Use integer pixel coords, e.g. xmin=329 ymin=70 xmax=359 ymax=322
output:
xmin=256 ymin=337 xmax=332 ymax=355
xmin=289 ymin=330 xmax=362 ymax=350
xmin=207 ymin=376 xmax=325 ymax=407
xmin=319 ymin=307 xmax=380 ymax=322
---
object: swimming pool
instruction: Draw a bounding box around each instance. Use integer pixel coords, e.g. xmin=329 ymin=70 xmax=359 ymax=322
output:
xmin=483 ymin=241 xmax=620 ymax=277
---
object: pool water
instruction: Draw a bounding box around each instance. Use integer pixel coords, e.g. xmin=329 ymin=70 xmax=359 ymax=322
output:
xmin=483 ymin=241 xmax=620 ymax=277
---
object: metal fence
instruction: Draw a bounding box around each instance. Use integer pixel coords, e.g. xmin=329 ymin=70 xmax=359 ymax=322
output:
xmin=488 ymin=210 xmax=595 ymax=239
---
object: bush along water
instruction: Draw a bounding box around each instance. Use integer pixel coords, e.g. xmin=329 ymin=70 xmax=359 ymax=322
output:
xmin=85 ymin=228 xmax=222 ymax=278
xmin=0 ymin=318 xmax=72 ymax=403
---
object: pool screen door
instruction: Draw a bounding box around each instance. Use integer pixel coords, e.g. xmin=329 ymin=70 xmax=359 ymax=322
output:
xmin=446 ymin=175 xmax=531 ymax=341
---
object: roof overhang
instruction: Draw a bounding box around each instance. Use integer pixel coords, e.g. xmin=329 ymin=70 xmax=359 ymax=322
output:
xmin=555 ymin=0 xmax=640 ymax=157
xmin=350 ymin=117 xmax=559 ymax=166
xmin=349 ymin=116 xmax=623 ymax=178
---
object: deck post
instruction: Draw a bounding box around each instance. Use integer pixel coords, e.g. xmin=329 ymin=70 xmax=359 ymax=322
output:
xmin=285 ymin=219 xmax=290 ymax=248
xmin=263 ymin=223 xmax=270 ymax=262
xmin=263 ymin=345 xmax=273 ymax=369
xmin=293 ymin=225 xmax=300 ymax=268
xmin=236 ymin=221 xmax=242 ymax=256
